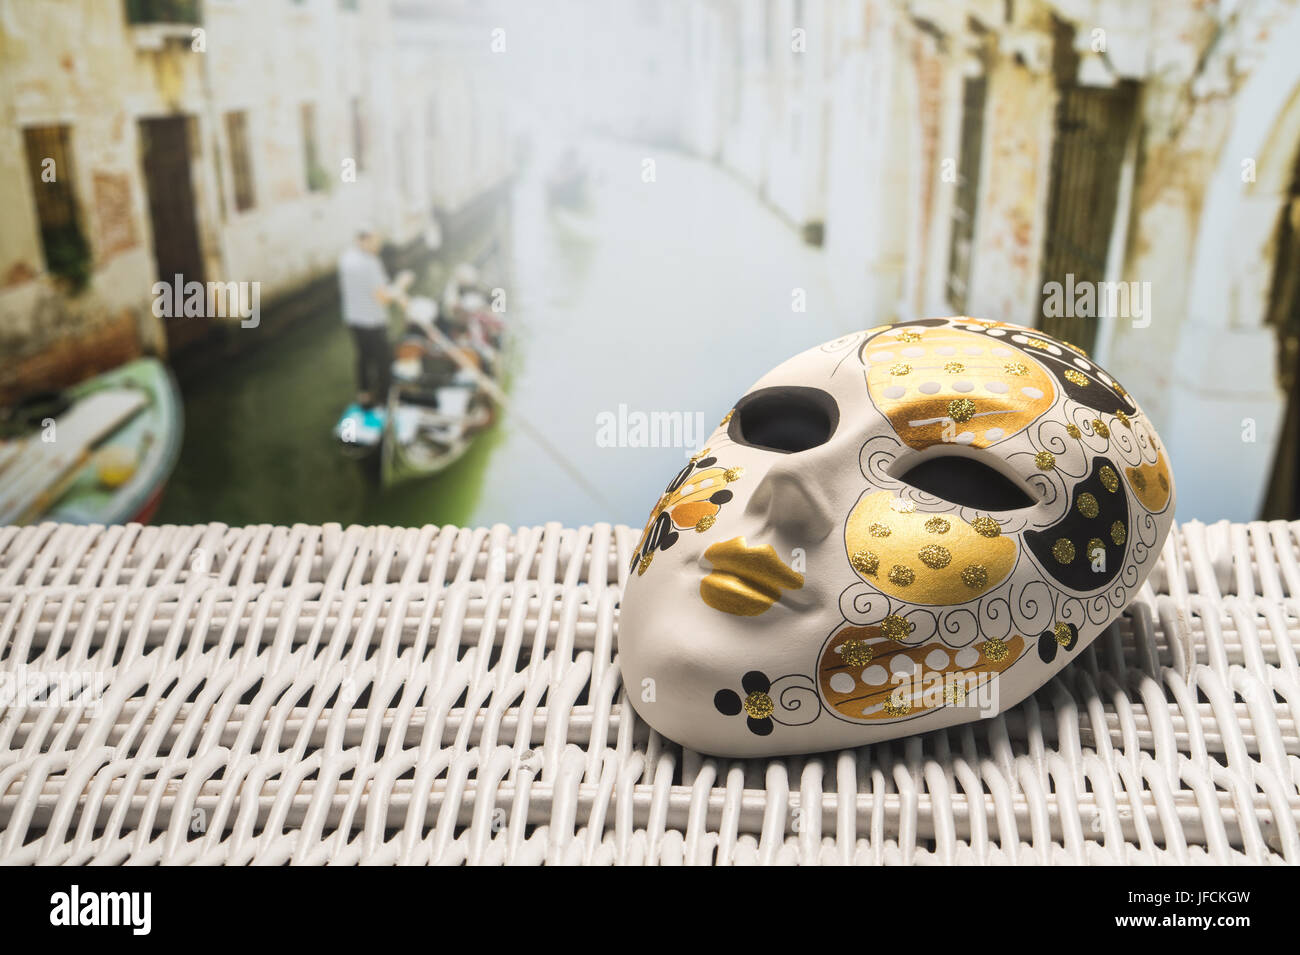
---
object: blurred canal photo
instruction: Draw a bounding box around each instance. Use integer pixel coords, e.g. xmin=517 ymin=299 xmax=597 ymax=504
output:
xmin=2 ymin=0 xmax=1299 ymax=530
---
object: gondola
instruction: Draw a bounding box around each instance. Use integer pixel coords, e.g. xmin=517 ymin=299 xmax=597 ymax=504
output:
xmin=334 ymin=296 xmax=500 ymax=485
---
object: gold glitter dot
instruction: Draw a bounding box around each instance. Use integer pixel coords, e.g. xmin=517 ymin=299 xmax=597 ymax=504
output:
xmin=868 ymin=522 xmax=891 ymax=537
xmin=971 ymin=516 xmax=1001 ymax=538
xmin=1100 ymin=466 xmax=1119 ymax=492
xmin=1114 ymin=383 xmax=1129 ymax=399
xmin=1024 ymin=338 xmax=1051 ymax=350
xmin=1035 ymin=451 xmax=1056 ymax=470
xmin=719 ymin=409 xmax=734 ymax=426
xmin=881 ymin=693 xmax=911 ymax=717
xmin=723 ymin=466 xmax=744 ymax=482
xmin=1054 ymin=623 xmax=1072 ymax=647
xmin=1116 ymin=410 xmax=1132 ymax=428
xmin=897 ymin=330 xmax=923 ymax=343
xmin=1066 ymin=424 xmax=1082 ymax=439
xmin=888 ymin=564 xmax=916 ymax=586
xmin=944 ymin=682 xmax=966 ymax=704
xmin=890 ymin=498 xmax=916 ymax=513
xmin=948 ymin=398 xmax=976 ymax=422
xmin=981 ymin=637 xmax=1010 ymax=663
xmin=637 ymin=553 xmax=653 ymax=575
xmin=850 ymin=550 xmax=880 ymax=576
xmin=691 ymin=447 xmax=712 ymax=462
xmin=839 ymin=639 xmax=874 ymax=667
xmin=1092 ymin=419 xmax=1110 ymax=438
xmin=1086 ymin=537 xmax=1106 ymax=560
xmin=924 ymin=517 xmax=951 ymax=534
xmin=889 ymin=362 xmax=912 ymax=376
xmin=881 ymin=614 xmax=910 ymax=642
xmin=1064 ymin=369 xmax=1088 ymax=386
xmin=943 ymin=361 xmax=966 ymax=373
xmin=694 ymin=515 xmax=715 ymax=532
xmin=1110 ymin=520 xmax=1126 ymax=545
xmin=961 ymin=565 xmax=988 ymax=589
xmin=1004 ymin=361 xmax=1029 ymax=376
xmin=918 ymin=544 xmax=952 ymax=569
xmin=743 ymin=690 xmax=774 ymax=720
xmin=1076 ymin=492 xmax=1099 ymax=519
xmin=1052 ymin=538 xmax=1076 ymax=564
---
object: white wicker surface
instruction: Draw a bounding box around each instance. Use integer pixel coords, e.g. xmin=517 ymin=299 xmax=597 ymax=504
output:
xmin=0 ymin=519 xmax=1297 ymax=865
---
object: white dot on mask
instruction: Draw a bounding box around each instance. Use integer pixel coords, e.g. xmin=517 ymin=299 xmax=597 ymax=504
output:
xmin=890 ymin=655 xmax=917 ymax=676
xmin=1021 ymin=387 xmax=1044 ymax=399
xmin=985 ymin=381 xmax=1009 ymax=394
xmin=984 ymin=427 xmax=1004 ymax=440
xmin=871 ymin=351 xmax=894 ymax=362
xmin=918 ymin=381 xmax=941 ymax=394
xmin=936 ymin=345 xmax=956 ymax=355
xmin=955 ymin=431 xmax=975 ymax=444
xmin=901 ymin=346 xmax=925 ymax=358
xmin=964 ymin=345 xmax=983 ymax=355
xmin=882 ymin=385 xmax=905 ymax=399
xmin=925 ymin=648 xmax=950 ymax=670
xmin=955 ymin=647 xmax=980 ymax=668
xmin=861 ymin=665 xmax=888 ymax=685
xmin=829 ymin=672 xmax=856 ymax=694
xmin=992 ymin=346 xmax=1012 ymax=357
xmin=952 ymin=380 xmax=973 ymax=393
xmin=1073 ymin=358 xmax=1090 ymax=369
xmin=987 ymin=329 xmax=1007 ymax=336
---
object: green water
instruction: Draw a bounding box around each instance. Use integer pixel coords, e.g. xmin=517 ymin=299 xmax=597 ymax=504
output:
xmin=157 ymin=143 xmax=854 ymax=530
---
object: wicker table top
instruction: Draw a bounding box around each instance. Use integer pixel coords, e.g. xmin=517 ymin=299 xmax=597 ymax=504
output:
xmin=0 ymin=519 xmax=1297 ymax=865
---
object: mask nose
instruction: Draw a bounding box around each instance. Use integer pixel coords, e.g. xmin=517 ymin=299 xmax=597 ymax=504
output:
xmin=744 ymin=456 xmax=837 ymax=544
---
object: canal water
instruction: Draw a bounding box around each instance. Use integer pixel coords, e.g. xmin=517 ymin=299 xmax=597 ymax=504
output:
xmin=157 ymin=142 xmax=857 ymax=530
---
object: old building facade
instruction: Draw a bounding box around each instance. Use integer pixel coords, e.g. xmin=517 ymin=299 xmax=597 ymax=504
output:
xmin=680 ymin=0 xmax=1300 ymax=521
xmin=0 ymin=0 xmax=510 ymax=394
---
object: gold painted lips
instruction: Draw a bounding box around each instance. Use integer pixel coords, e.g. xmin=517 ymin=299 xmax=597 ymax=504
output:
xmin=700 ymin=537 xmax=804 ymax=616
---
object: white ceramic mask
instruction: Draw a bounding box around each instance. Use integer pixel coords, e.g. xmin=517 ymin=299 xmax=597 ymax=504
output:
xmin=619 ymin=318 xmax=1175 ymax=757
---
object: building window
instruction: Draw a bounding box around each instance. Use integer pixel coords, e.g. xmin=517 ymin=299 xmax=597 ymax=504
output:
xmin=225 ymin=110 xmax=256 ymax=212
xmin=125 ymin=0 xmax=201 ymax=25
xmin=301 ymin=103 xmax=327 ymax=193
xmin=22 ymin=125 xmax=91 ymax=291
xmin=351 ymin=98 xmax=366 ymax=174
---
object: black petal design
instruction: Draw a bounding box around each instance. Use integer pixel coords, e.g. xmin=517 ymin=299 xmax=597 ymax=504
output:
xmin=1026 ymin=456 xmax=1129 ymax=591
xmin=714 ymin=689 xmax=741 ymax=716
xmin=747 ymin=716 xmax=774 ymax=736
xmin=741 ymin=670 xmax=770 ymax=694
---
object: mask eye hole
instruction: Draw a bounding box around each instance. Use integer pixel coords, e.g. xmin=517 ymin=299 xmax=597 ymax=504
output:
xmin=897 ymin=455 xmax=1035 ymax=510
xmin=728 ymin=386 xmax=839 ymax=454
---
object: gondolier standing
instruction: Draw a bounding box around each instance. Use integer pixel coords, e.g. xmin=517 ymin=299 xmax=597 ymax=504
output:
xmin=339 ymin=225 xmax=411 ymax=409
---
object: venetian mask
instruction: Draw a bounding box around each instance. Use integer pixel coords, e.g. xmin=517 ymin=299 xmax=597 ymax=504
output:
xmin=618 ymin=318 xmax=1175 ymax=757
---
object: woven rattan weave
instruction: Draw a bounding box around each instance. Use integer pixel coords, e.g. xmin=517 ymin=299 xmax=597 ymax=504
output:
xmin=1 ymin=519 xmax=1297 ymax=864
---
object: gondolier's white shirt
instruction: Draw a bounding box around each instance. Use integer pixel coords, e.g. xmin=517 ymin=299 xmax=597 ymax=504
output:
xmin=338 ymin=246 xmax=389 ymax=329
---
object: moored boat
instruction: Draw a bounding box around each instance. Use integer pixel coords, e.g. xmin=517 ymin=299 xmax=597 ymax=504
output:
xmin=0 ymin=358 xmax=183 ymax=525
